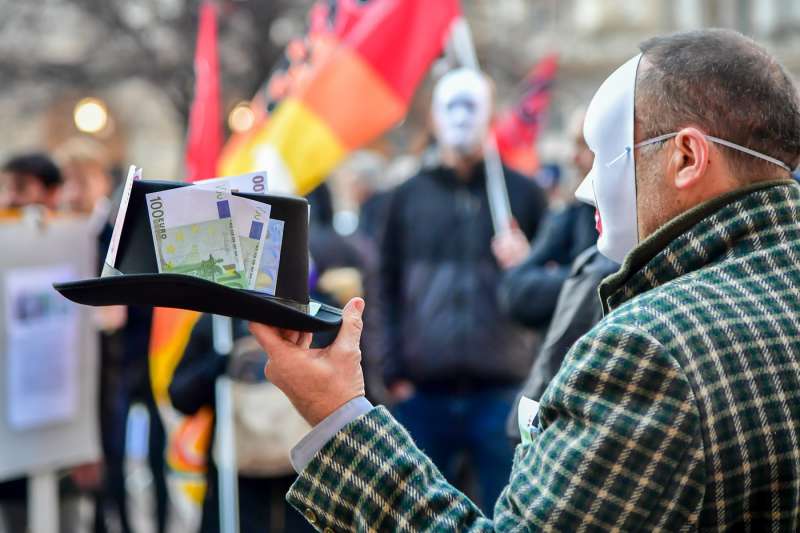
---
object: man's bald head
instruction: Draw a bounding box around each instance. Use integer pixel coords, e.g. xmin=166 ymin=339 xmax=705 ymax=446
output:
xmin=635 ymin=29 xmax=800 ymax=182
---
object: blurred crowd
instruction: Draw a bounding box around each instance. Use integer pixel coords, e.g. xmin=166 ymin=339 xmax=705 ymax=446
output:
xmin=0 ymin=67 xmax=610 ymax=532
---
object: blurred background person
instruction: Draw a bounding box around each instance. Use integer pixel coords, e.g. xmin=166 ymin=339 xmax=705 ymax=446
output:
xmin=57 ymin=138 xmax=116 ymax=231
xmin=55 ymin=139 xmax=133 ymax=533
xmin=169 ymin=316 xmax=316 ymax=533
xmin=0 ymin=153 xmax=62 ymax=211
xmin=334 ymin=150 xmax=392 ymax=244
xmin=380 ymin=68 xmax=546 ymax=514
xmin=494 ymin=109 xmax=620 ymax=444
xmin=496 ymin=109 xmax=597 ymax=330
xmin=306 ymin=182 xmax=388 ymax=405
xmin=0 ymin=152 xmax=64 ymax=531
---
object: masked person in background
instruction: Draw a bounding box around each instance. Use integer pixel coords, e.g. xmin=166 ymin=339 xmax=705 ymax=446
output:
xmin=251 ymin=29 xmax=800 ymax=530
xmin=376 ymin=68 xmax=547 ymax=514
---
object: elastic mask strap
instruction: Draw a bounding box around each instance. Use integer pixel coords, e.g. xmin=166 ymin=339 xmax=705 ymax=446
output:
xmin=633 ymin=132 xmax=792 ymax=172
xmin=705 ymin=135 xmax=792 ymax=172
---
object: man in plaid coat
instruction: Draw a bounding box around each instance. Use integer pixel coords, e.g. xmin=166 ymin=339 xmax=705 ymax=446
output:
xmin=251 ymin=29 xmax=800 ymax=531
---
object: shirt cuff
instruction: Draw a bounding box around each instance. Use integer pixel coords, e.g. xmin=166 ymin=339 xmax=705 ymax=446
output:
xmin=290 ymin=396 xmax=374 ymax=473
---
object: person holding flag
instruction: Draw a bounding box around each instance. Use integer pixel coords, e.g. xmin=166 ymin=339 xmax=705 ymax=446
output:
xmin=359 ymin=67 xmax=547 ymax=514
xmin=251 ymin=29 xmax=800 ymax=530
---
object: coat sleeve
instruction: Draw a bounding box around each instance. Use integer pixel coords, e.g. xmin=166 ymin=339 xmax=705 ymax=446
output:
xmin=498 ymin=257 xmax=570 ymax=328
xmin=168 ymin=314 xmax=228 ymax=416
xmin=286 ymin=322 xmax=705 ymax=532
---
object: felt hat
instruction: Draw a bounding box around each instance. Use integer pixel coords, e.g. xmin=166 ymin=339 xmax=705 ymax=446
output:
xmin=54 ymin=179 xmax=342 ymax=332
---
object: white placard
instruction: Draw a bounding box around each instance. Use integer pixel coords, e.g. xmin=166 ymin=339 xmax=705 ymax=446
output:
xmin=4 ymin=265 xmax=79 ymax=430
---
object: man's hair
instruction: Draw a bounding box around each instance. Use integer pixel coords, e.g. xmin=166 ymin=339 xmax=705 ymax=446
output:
xmin=2 ymin=153 xmax=63 ymax=189
xmin=637 ymin=29 xmax=800 ymax=179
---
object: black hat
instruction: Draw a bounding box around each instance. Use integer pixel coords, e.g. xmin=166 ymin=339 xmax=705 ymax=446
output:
xmin=54 ymin=179 xmax=342 ymax=332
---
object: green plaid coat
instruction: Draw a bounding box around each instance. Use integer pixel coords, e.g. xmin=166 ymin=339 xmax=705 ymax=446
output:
xmin=287 ymin=180 xmax=800 ymax=532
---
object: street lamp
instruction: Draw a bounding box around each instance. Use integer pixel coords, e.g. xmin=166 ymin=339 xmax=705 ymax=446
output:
xmin=228 ymin=101 xmax=255 ymax=133
xmin=73 ymin=98 xmax=108 ymax=134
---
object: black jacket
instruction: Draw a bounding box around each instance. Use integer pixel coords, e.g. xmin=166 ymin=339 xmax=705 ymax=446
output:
xmin=380 ymin=162 xmax=547 ymax=387
xmin=506 ymin=246 xmax=619 ymax=442
xmin=498 ymin=201 xmax=596 ymax=328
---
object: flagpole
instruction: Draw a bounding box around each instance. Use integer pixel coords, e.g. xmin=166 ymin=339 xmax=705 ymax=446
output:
xmin=448 ymin=18 xmax=513 ymax=235
xmin=212 ymin=315 xmax=240 ymax=533
xmin=186 ymin=2 xmax=239 ymax=531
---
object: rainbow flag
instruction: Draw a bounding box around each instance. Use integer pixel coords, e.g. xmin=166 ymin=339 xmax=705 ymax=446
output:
xmin=218 ymin=0 xmax=461 ymax=195
xmin=493 ymin=53 xmax=559 ymax=175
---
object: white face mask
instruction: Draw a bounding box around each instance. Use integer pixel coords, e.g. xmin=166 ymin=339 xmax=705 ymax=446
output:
xmin=432 ymin=68 xmax=491 ymax=156
xmin=575 ymin=55 xmax=792 ymax=264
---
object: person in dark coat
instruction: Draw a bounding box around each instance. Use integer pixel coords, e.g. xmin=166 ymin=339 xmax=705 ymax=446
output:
xmin=496 ymin=110 xmax=598 ymax=329
xmin=381 ymin=68 xmax=547 ymax=514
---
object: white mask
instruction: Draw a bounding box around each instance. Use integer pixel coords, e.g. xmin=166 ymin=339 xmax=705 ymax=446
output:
xmin=575 ymin=54 xmax=791 ymax=264
xmin=574 ymin=54 xmax=641 ymax=264
xmin=432 ymin=68 xmax=491 ymax=155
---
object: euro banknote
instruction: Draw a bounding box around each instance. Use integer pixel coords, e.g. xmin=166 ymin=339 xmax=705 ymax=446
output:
xmin=194 ymin=175 xmax=272 ymax=289
xmin=193 ymin=171 xmax=268 ymax=195
xmin=253 ymin=219 xmax=284 ymax=295
xmin=145 ymin=187 xmax=248 ymax=289
xmin=228 ymin=195 xmax=269 ymax=289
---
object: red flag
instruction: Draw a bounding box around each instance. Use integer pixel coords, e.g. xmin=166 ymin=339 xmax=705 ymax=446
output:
xmin=184 ymin=0 xmax=221 ymax=183
xmin=493 ymin=53 xmax=559 ymax=175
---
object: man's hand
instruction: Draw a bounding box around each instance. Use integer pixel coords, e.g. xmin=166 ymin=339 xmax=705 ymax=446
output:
xmin=249 ymin=298 xmax=366 ymax=427
xmin=492 ymin=219 xmax=531 ymax=269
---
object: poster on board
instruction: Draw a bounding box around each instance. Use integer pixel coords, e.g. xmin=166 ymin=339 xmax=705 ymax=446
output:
xmin=4 ymin=265 xmax=79 ymax=430
xmin=0 ymin=214 xmax=99 ymax=481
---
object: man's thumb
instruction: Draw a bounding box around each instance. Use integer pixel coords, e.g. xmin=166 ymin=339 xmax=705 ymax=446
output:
xmin=333 ymin=297 xmax=365 ymax=351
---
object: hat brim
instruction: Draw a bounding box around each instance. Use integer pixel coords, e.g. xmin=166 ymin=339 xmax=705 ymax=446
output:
xmin=54 ymin=273 xmax=342 ymax=333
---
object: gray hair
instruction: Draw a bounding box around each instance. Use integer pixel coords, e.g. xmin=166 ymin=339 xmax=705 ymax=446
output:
xmin=636 ymin=28 xmax=800 ymax=179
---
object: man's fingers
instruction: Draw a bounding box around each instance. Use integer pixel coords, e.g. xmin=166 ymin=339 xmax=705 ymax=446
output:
xmin=278 ymin=328 xmax=301 ymax=344
xmin=249 ymin=322 xmax=296 ymax=360
xmin=299 ymin=331 xmax=313 ymax=349
xmin=331 ymin=298 xmax=365 ymax=354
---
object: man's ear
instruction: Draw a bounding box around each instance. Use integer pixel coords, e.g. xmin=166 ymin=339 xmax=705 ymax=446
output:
xmin=670 ymin=127 xmax=710 ymax=190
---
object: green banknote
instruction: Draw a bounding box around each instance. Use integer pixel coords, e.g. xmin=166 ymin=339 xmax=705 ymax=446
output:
xmin=145 ymin=188 xmax=247 ymax=289
xmin=229 ymin=195 xmax=269 ymax=289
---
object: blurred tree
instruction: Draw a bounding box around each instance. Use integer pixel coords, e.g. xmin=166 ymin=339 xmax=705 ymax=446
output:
xmin=0 ymin=0 xmax=313 ymax=123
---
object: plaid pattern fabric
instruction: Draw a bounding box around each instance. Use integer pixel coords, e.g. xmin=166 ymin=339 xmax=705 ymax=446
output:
xmin=287 ymin=180 xmax=800 ymax=532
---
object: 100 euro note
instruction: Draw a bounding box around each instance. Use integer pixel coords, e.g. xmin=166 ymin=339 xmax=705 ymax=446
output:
xmin=193 ymin=171 xmax=268 ymax=195
xmin=145 ymin=187 xmax=248 ymax=289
